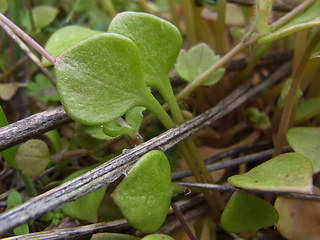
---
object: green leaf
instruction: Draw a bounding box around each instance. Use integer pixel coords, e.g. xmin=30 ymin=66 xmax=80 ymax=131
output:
xmin=0 ymin=106 xmax=17 ymax=167
xmin=287 ymin=127 xmax=320 ymax=173
xmin=277 ymin=78 xmax=302 ymax=108
xmin=295 ymin=98 xmax=320 ymax=124
xmin=24 ymin=5 xmax=59 ymax=31
xmin=175 ymin=43 xmax=225 ymax=86
xmin=6 ymin=190 xmax=22 ymax=210
xmin=141 ymin=234 xmax=175 ymax=240
xmin=259 ymin=1 xmax=320 ymax=43
xmin=275 ymin=196 xmax=320 ymax=240
xmin=27 ymin=74 xmax=59 ymax=102
xmin=55 ymin=33 xmax=158 ymax=125
xmin=108 ymin=12 xmax=182 ymax=123
xmin=13 ymin=224 xmax=29 ymax=236
xmin=0 ymin=0 xmax=8 ymax=14
xmin=62 ymin=166 xmax=108 ymax=222
xmin=112 ymin=150 xmax=172 ymax=233
xmin=228 ymin=152 xmax=313 ymax=194
xmin=43 ymin=26 xmax=100 ymax=67
xmin=221 ymin=190 xmax=278 ymax=233
xmin=6 ymin=190 xmax=30 ymax=235
xmin=91 ymin=233 xmax=140 ymax=240
xmin=75 ymin=124 xmax=112 ymax=150
xmin=246 ymin=107 xmax=270 ymax=129
xmin=0 ymin=83 xmax=19 ymax=100
xmin=15 ymin=139 xmax=51 ymax=177
xmin=125 ymin=107 xmax=146 ymax=131
xmin=108 ymin=12 xmax=182 ymax=91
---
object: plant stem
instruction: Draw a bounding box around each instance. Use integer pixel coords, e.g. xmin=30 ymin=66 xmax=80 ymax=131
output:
xmin=215 ymin=0 xmax=227 ymax=54
xmin=176 ymin=0 xmax=316 ymax=101
xmin=167 ymin=0 xmax=180 ymax=28
xmin=18 ymin=171 xmax=38 ymax=197
xmin=102 ymin=0 xmax=117 ymax=18
xmin=171 ymin=203 xmax=197 ymax=240
xmin=274 ymin=30 xmax=320 ymax=155
xmin=182 ymin=0 xmax=197 ymax=46
xmin=0 ymin=13 xmax=55 ymax=65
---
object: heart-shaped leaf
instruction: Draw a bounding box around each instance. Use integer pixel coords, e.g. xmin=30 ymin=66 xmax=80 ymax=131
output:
xmin=108 ymin=12 xmax=182 ymax=91
xmin=112 ymin=150 xmax=172 ymax=233
xmin=55 ymin=33 xmax=158 ymax=125
xmin=141 ymin=234 xmax=175 ymax=240
xmin=259 ymin=1 xmax=320 ymax=43
xmin=91 ymin=233 xmax=140 ymax=240
xmin=295 ymin=98 xmax=320 ymax=124
xmin=62 ymin=166 xmax=108 ymax=223
xmin=23 ymin=5 xmax=58 ymax=31
xmin=287 ymin=127 xmax=320 ymax=173
xmin=275 ymin=195 xmax=320 ymax=240
xmin=15 ymin=139 xmax=51 ymax=177
xmin=43 ymin=26 xmax=99 ymax=66
xmin=175 ymin=43 xmax=225 ymax=86
xmin=228 ymin=152 xmax=313 ymax=194
xmin=108 ymin=12 xmax=183 ymax=123
xmin=221 ymin=190 xmax=278 ymax=233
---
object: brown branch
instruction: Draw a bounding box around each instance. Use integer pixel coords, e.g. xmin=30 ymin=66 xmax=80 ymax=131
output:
xmin=0 ymin=106 xmax=71 ymax=151
xmin=0 ymin=61 xmax=291 ymax=234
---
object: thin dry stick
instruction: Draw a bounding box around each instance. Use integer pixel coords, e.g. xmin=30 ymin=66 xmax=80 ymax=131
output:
xmin=0 ymin=13 xmax=55 ymax=65
xmin=0 ymin=20 xmax=56 ymax=85
xmin=0 ymin=61 xmax=291 ymax=234
xmin=176 ymin=182 xmax=320 ymax=201
xmin=171 ymin=203 xmax=197 ymax=240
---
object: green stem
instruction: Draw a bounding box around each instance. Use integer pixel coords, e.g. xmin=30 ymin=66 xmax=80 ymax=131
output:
xmin=167 ymin=0 xmax=179 ymax=28
xmin=175 ymin=0 xmax=316 ymax=101
xmin=182 ymin=0 xmax=197 ymax=46
xmin=215 ymin=0 xmax=226 ymax=54
xmin=102 ymin=0 xmax=117 ymax=18
xmin=18 ymin=171 xmax=38 ymax=197
xmin=274 ymin=29 xmax=320 ymax=156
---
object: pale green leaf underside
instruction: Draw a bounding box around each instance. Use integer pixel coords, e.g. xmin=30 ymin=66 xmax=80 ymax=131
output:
xmin=259 ymin=1 xmax=320 ymax=43
xmin=287 ymin=127 xmax=320 ymax=173
xmin=55 ymin=33 xmax=154 ymax=125
xmin=221 ymin=190 xmax=278 ymax=233
xmin=112 ymin=150 xmax=172 ymax=233
xmin=43 ymin=25 xmax=99 ymax=66
xmin=175 ymin=43 xmax=225 ymax=86
xmin=228 ymin=152 xmax=313 ymax=194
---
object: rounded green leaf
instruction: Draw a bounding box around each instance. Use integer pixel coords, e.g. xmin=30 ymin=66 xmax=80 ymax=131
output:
xmin=228 ymin=152 xmax=313 ymax=194
xmin=275 ymin=196 xmax=320 ymax=240
xmin=221 ymin=190 xmax=278 ymax=233
xmin=55 ymin=33 xmax=155 ymax=125
xmin=112 ymin=150 xmax=172 ymax=233
xmin=295 ymin=98 xmax=320 ymax=124
xmin=43 ymin=26 xmax=100 ymax=66
xmin=175 ymin=43 xmax=225 ymax=86
xmin=108 ymin=11 xmax=182 ymax=90
xmin=141 ymin=234 xmax=175 ymax=240
xmin=91 ymin=233 xmax=140 ymax=240
xmin=15 ymin=139 xmax=51 ymax=177
xmin=26 ymin=5 xmax=59 ymax=30
xmin=62 ymin=166 xmax=108 ymax=223
xmin=287 ymin=127 xmax=320 ymax=173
